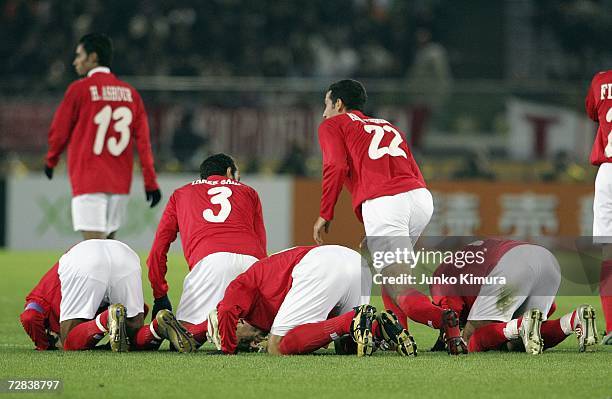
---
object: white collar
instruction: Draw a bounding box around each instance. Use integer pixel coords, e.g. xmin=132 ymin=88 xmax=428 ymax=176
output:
xmin=87 ymin=66 xmax=111 ymax=77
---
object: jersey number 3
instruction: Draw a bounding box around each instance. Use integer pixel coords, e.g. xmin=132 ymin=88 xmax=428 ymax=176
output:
xmin=203 ymin=187 xmax=233 ymax=223
xmin=363 ymin=124 xmax=407 ymax=160
xmin=93 ymin=105 xmax=132 ymax=156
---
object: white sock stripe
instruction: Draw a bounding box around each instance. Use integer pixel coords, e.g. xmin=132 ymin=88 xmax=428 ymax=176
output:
xmin=503 ymin=319 xmax=519 ymax=340
xmin=149 ymin=323 xmax=162 ymax=340
xmin=95 ymin=313 xmax=108 ymax=333
xmin=560 ymin=312 xmax=574 ymax=336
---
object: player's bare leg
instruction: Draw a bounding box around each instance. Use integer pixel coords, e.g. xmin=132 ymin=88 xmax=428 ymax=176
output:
xmin=81 ymin=230 xmax=107 ymax=240
xmin=60 ymin=318 xmax=89 ymax=347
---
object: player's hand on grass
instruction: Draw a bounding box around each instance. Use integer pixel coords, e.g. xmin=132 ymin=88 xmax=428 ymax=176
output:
xmin=145 ymin=189 xmax=162 ymax=208
xmin=44 ymin=165 xmax=53 ymax=180
xmin=152 ymin=295 xmax=172 ymax=320
xmin=313 ymin=216 xmax=331 ymax=245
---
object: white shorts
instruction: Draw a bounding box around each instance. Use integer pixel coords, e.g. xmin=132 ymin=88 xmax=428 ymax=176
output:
xmin=468 ymin=245 xmax=561 ymax=322
xmin=362 ymin=188 xmax=434 ymax=269
xmin=270 ymin=245 xmax=371 ymax=336
xmin=72 ymin=193 xmax=129 ymax=235
xmin=58 ymin=240 xmax=144 ymax=322
xmin=593 ymin=163 xmax=612 ymax=243
xmin=176 ymin=252 xmax=258 ymax=324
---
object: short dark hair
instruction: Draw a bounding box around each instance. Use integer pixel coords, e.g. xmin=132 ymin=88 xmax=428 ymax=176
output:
xmin=200 ymin=153 xmax=237 ymax=179
xmin=79 ymin=33 xmax=113 ymax=67
xmin=327 ymin=79 xmax=367 ymax=111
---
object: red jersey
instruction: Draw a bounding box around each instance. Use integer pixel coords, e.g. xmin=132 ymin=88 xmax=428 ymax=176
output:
xmin=45 ymin=67 xmax=159 ymax=195
xmin=216 ymin=246 xmax=316 ymax=353
xmin=21 ymin=262 xmax=61 ymax=350
xmin=586 ymin=70 xmax=612 ymax=165
xmin=318 ymin=110 xmax=426 ymax=222
xmin=147 ymin=175 xmax=267 ymax=299
xmin=430 ymin=239 xmax=526 ymax=320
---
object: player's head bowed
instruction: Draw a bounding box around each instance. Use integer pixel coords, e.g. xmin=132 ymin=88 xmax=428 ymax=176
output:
xmin=200 ymin=153 xmax=239 ymax=180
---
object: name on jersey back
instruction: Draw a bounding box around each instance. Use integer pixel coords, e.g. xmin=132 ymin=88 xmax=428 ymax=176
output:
xmin=191 ymin=179 xmax=242 ymax=186
xmin=89 ymin=86 xmax=133 ymax=102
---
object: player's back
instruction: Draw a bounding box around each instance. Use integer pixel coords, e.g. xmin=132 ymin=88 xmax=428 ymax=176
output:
xmin=172 ymin=175 xmax=266 ymax=267
xmin=320 ymin=110 xmax=426 ymax=213
xmin=65 ymin=70 xmax=145 ymax=194
xmin=223 ymin=246 xmax=315 ymax=331
xmin=587 ymin=70 xmax=612 ymax=165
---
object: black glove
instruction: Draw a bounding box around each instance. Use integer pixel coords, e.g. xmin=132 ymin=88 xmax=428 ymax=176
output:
xmin=44 ymin=165 xmax=54 ymax=180
xmin=151 ymin=295 xmax=172 ymax=321
xmin=146 ymin=189 xmax=162 ymax=208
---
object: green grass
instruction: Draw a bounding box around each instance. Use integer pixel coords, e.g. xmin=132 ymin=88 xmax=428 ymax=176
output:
xmin=1 ymin=251 xmax=610 ymax=399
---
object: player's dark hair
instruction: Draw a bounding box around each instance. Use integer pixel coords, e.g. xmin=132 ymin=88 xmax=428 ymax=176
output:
xmin=200 ymin=153 xmax=237 ymax=179
xmin=79 ymin=33 xmax=113 ymax=67
xmin=326 ymin=79 xmax=367 ymax=111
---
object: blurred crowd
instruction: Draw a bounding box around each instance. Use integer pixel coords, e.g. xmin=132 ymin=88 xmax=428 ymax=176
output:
xmin=2 ymin=0 xmax=442 ymax=85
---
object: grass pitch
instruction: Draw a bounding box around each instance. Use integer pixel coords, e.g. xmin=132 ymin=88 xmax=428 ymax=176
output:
xmin=1 ymin=251 xmax=610 ymax=399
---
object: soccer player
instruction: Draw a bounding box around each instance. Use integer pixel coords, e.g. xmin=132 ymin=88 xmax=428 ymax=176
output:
xmin=312 ymin=79 xmax=442 ymax=345
xmin=147 ymin=153 xmax=267 ymax=348
xmin=44 ymin=33 xmax=161 ymax=240
xmin=20 ymin=240 xmax=195 ymax=352
xmin=586 ymin=70 xmax=612 ymax=345
xmin=425 ymin=238 xmax=599 ymax=354
xmin=207 ymin=245 xmax=415 ymax=357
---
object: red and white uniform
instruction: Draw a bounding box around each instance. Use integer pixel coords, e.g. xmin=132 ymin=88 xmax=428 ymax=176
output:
xmin=430 ymin=239 xmax=560 ymax=323
xmin=318 ymin=111 xmax=433 ymax=265
xmin=586 ymin=71 xmax=612 ymax=242
xmin=319 ymin=110 xmax=427 ymax=221
xmin=45 ymin=67 xmax=159 ymax=233
xmin=216 ymin=245 xmax=369 ymax=354
xmin=147 ymin=175 xmax=267 ymax=324
xmin=20 ymin=263 xmax=61 ymax=350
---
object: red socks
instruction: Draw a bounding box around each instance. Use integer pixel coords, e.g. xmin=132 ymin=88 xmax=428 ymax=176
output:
xmin=397 ymin=290 xmax=443 ymax=329
xmin=467 ymin=323 xmax=507 ymax=352
xmin=132 ymin=319 xmax=163 ymax=351
xmin=601 ymin=260 xmax=612 ymax=332
xmin=541 ymin=319 xmax=570 ymax=349
xmin=279 ymin=312 xmax=354 ymax=355
xmin=381 ymin=288 xmax=408 ymax=329
xmin=184 ymin=321 xmax=208 ymax=345
xmin=63 ymin=310 xmax=108 ymax=351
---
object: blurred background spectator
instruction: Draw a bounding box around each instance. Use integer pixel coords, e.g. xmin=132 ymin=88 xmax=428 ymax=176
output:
xmin=0 ymin=0 xmax=609 ymax=181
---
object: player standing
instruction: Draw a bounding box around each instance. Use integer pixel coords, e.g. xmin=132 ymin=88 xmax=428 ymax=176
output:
xmin=586 ymin=70 xmax=612 ymax=344
xmin=312 ymin=79 xmax=439 ymax=334
xmin=44 ymin=33 xmax=161 ymax=240
xmin=146 ymin=154 xmax=267 ymax=348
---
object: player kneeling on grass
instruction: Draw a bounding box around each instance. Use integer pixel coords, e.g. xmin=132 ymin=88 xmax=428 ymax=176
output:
xmin=426 ymin=239 xmax=599 ymax=354
xmin=146 ymin=153 xmax=267 ymax=351
xmin=20 ymin=240 xmax=195 ymax=352
xmin=207 ymin=245 xmax=416 ymax=356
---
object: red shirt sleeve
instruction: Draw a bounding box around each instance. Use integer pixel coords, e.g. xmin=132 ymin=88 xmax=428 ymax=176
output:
xmin=20 ymin=307 xmax=50 ymax=350
xmin=585 ymin=75 xmax=599 ymax=122
xmin=45 ymin=83 xmax=80 ymax=168
xmin=318 ymin=118 xmax=349 ymax=221
xmin=252 ymin=191 xmax=267 ymax=257
xmin=133 ymin=93 xmax=159 ymax=191
xmin=147 ymin=193 xmax=178 ymax=298
xmin=216 ymin=273 xmax=258 ymax=354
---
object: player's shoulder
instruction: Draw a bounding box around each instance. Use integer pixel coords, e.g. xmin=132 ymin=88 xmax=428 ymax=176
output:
xmin=590 ymin=70 xmax=612 ymax=85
